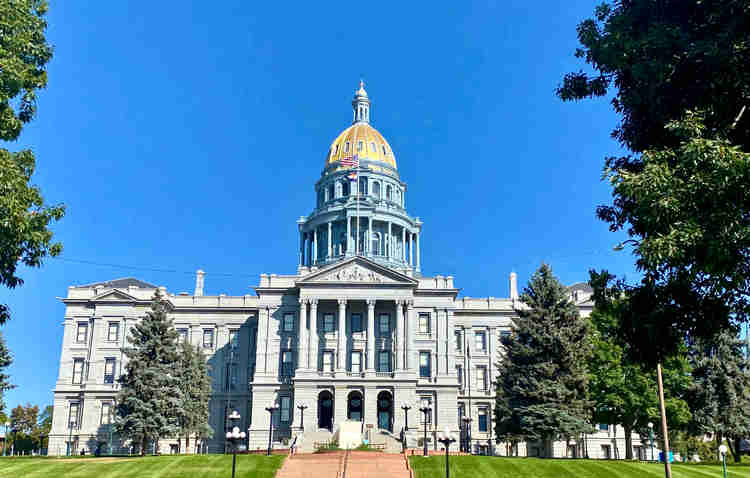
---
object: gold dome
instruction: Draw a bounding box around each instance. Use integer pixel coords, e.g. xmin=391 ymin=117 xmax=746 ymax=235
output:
xmin=325 ymin=122 xmax=397 ymax=176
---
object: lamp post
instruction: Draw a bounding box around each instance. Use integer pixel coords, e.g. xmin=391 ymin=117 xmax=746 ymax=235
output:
xmin=225 ymin=410 xmax=246 ymax=478
xmin=462 ymin=417 xmax=472 ymax=454
xmin=437 ymin=427 xmax=457 ymax=478
xmin=647 ymin=422 xmax=655 ymax=462
xmin=297 ymin=405 xmax=308 ymax=431
xmin=401 ymin=402 xmax=411 ymax=431
xmin=719 ymin=444 xmax=728 ymax=478
xmin=265 ymin=406 xmax=278 ymax=456
xmin=419 ymin=406 xmax=432 ymax=456
xmin=3 ymin=422 xmax=8 ymax=456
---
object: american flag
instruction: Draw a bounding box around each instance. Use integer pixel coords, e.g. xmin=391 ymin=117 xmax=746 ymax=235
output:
xmin=341 ymin=154 xmax=359 ymax=168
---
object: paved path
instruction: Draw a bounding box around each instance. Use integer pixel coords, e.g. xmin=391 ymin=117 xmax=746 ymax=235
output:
xmin=275 ymin=451 xmax=410 ymax=478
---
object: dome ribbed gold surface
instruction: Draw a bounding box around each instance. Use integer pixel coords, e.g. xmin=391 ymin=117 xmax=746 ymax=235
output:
xmin=325 ymin=123 xmax=397 ymax=175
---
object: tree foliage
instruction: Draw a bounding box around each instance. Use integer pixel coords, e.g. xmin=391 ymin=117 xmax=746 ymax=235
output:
xmin=494 ymin=264 xmax=593 ymax=448
xmin=688 ymin=329 xmax=750 ymax=462
xmin=0 ymin=0 xmax=64 ymax=324
xmin=174 ymin=342 xmax=213 ymax=452
xmin=115 ymin=291 xmax=181 ymax=454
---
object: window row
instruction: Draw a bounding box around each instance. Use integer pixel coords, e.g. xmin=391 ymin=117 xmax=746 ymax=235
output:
xmin=457 ymin=403 xmax=490 ymax=432
xmin=333 ymin=141 xmax=390 ymax=156
xmin=68 ymin=400 xmax=116 ymax=429
xmin=454 ymin=329 xmax=511 ymax=353
xmin=455 ymin=365 xmax=489 ymax=391
xmin=318 ymin=177 xmax=403 ymax=206
xmin=71 ymin=357 xmax=118 ymax=385
xmin=286 ymin=313 xmax=395 ymax=334
xmin=176 ymin=328 xmax=239 ymax=350
xmin=75 ymin=321 xmax=120 ymax=343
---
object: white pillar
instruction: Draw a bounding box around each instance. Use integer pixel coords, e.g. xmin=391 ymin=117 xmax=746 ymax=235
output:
xmin=406 ymin=301 xmax=414 ymax=370
xmin=298 ymin=299 xmax=308 ymax=369
xmin=309 ymin=300 xmax=319 ymax=370
xmin=299 ymin=231 xmax=305 ymax=267
xmin=401 ymin=227 xmax=406 ymax=263
xmin=416 ymin=231 xmax=421 ymax=271
xmin=313 ymin=228 xmax=318 ymax=265
xmin=367 ymin=299 xmax=376 ymax=371
xmin=396 ymin=300 xmax=404 ymax=370
xmin=409 ymin=232 xmax=413 ymax=266
xmin=337 ymin=299 xmax=347 ymax=371
xmin=257 ymin=307 xmax=270 ymax=374
xmin=387 ymin=222 xmax=392 ymax=259
xmin=328 ymin=222 xmax=332 ymax=260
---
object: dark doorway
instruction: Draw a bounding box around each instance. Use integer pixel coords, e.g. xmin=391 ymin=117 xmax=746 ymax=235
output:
xmin=318 ymin=390 xmax=334 ymax=431
xmin=347 ymin=391 xmax=363 ymax=421
xmin=377 ymin=390 xmax=393 ymax=432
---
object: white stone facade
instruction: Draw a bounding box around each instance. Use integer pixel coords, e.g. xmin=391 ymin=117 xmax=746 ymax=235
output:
xmin=48 ymin=84 xmax=649 ymax=457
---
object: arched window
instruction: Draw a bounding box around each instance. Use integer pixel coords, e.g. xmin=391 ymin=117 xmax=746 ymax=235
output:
xmin=345 ymin=142 xmax=350 ymax=153
xmin=359 ymin=177 xmax=368 ymax=196
xmin=357 ymin=141 xmax=363 ymax=152
xmin=386 ymin=185 xmax=392 ymax=201
xmin=372 ymin=232 xmax=381 ymax=256
xmin=336 ymin=182 xmax=342 ymax=198
xmin=328 ymin=184 xmax=334 ymax=201
xmin=342 ymin=181 xmax=350 ymax=197
xmin=371 ymin=142 xmax=376 ymax=152
xmin=373 ymin=182 xmax=381 ymax=199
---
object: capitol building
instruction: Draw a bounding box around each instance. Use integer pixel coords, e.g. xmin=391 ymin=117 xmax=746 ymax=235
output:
xmin=48 ymin=83 xmax=644 ymax=459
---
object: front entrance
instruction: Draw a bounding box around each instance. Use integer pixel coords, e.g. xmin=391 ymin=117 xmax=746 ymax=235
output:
xmin=318 ymin=390 xmax=334 ymax=431
xmin=377 ymin=391 xmax=393 ymax=432
xmin=347 ymin=391 xmax=363 ymax=421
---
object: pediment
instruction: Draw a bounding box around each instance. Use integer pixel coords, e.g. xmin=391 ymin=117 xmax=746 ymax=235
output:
xmin=298 ymin=257 xmax=417 ymax=286
xmin=92 ymin=289 xmax=138 ymax=302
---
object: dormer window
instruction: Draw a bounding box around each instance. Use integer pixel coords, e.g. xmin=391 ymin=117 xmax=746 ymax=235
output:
xmin=345 ymin=142 xmax=350 ymax=153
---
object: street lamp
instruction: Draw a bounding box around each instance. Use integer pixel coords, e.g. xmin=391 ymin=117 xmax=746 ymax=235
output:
xmin=297 ymin=405 xmax=308 ymax=431
xmin=719 ymin=444 xmax=728 ymax=478
xmin=419 ymin=406 xmax=432 ymax=456
xmin=225 ymin=411 xmax=246 ymax=478
xmin=265 ymin=406 xmax=278 ymax=456
xmin=647 ymin=422 xmax=655 ymax=462
xmin=462 ymin=417 xmax=472 ymax=454
xmin=401 ymin=402 xmax=411 ymax=431
xmin=437 ymin=427 xmax=457 ymax=478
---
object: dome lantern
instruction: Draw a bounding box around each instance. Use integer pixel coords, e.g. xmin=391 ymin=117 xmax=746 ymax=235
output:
xmin=352 ymin=80 xmax=370 ymax=124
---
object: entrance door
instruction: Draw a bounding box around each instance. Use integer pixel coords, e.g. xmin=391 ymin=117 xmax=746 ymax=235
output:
xmin=347 ymin=391 xmax=363 ymax=421
xmin=318 ymin=390 xmax=334 ymax=431
xmin=377 ymin=391 xmax=393 ymax=432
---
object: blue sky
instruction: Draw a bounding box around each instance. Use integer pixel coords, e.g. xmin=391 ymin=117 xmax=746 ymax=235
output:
xmin=2 ymin=0 xmax=637 ymax=412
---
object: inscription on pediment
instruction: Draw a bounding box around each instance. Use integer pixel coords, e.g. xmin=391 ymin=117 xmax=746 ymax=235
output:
xmin=316 ymin=265 xmax=395 ymax=283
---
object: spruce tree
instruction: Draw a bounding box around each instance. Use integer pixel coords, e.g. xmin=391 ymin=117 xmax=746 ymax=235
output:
xmin=689 ymin=329 xmax=750 ymax=462
xmin=494 ymin=264 xmax=592 ymax=454
xmin=115 ymin=290 xmax=180 ymax=454
xmin=174 ymin=342 xmax=213 ymax=453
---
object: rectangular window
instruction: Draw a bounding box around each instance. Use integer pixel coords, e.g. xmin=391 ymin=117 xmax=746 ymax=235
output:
xmin=379 ymin=314 xmax=390 ymax=334
xmin=76 ymin=323 xmax=88 ymax=343
xmin=420 ymin=397 xmax=432 ymax=423
xmin=72 ymin=358 xmax=84 ymax=384
xmin=101 ymin=402 xmax=112 ymax=425
xmin=476 ymin=366 xmax=488 ymax=391
xmin=323 ymin=314 xmax=334 ymax=333
xmin=280 ymin=396 xmax=291 ymax=422
xmin=178 ymin=328 xmax=189 ymax=344
xmin=378 ymin=351 xmax=391 ymax=372
xmin=456 ymin=365 xmax=463 ymax=389
xmin=323 ymin=351 xmax=334 ymax=372
xmin=283 ymin=313 xmax=294 ymax=332
xmin=478 ymin=407 xmax=488 ymax=432
xmin=455 ymin=330 xmax=462 ymax=351
xmin=104 ymin=357 xmax=116 ymax=384
xmin=475 ymin=331 xmax=486 ymax=352
xmin=351 ymin=313 xmax=362 ymax=333
xmin=281 ymin=350 xmax=294 ymax=376
xmin=68 ymin=402 xmax=80 ymax=428
xmin=419 ymin=351 xmax=431 ymax=378
xmin=599 ymin=423 xmax=609 ymax=431
xmin=351 ymin=351 xmax=362 ymax=373
xmin=419 ymin=313 xmax=430 ymax=334
xmin=203 ymin=329 xmax=214 ymax=349
xmin=107 ymin=322 xmax=119 ymax=342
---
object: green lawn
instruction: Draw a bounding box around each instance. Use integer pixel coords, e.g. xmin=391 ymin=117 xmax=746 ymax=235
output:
xmin=410 ymin=456 xmax=750 ymax=478
xmin=0 ymin=454 xmax=285 ymax=478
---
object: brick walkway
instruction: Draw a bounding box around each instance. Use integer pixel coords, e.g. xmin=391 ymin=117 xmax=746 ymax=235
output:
xmin=275 ymin=451 xmax=411 ymax=478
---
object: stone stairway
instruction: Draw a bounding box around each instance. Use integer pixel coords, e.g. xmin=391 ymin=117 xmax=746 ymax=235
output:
xmin=345 ymin=451 xmax=411 ymax=478
xmin=297 ymin=429 xmax=335 ymax=453
xmin=275 ymin=451 xmax=345 ymax=478
xmin=367 ymin=430 xmax=403 ymax=453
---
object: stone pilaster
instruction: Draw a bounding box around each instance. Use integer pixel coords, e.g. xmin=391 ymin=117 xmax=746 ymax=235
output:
xmin=409 ymin=232 xmax=413 ymax=266
xmin=446 ymin=310 xmax=457 ymax=377
xmin=309 ymin=299 xmax=319 ymax=371
xmin=406 ymin=300 xmax=415 ymax=371
xmin=327 ymin=222 xmax=332 ymax=260
xmin=416 ymin=231 xmax=421 ymax=271
xmin=255 ymin=307 xmax=269 ymax=374
xmin=298 ymin=299 xmax=308 ymax=369
xmin=366 ymin=299 xmax=376 ymax=372
xmin=337 ymin=299 xmax=347 ymax=371
xmin=395 ymin=300 xmax=404 ymax=370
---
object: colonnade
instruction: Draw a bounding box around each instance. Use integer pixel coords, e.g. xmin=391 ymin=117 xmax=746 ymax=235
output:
xmin=296 ymin=298 xmax=415 ymax=374
xmin=299 ymin=218 xmax=420 ymax=270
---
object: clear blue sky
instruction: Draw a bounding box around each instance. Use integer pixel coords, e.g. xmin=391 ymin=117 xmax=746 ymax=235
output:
xmin=2 ymin=0 xmax=638 ymax=412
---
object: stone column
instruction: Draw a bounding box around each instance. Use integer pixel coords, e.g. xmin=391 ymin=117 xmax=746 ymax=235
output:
xmin=346 ymin=216 xmax=352 ymax=256
xmin=337 ymin=299 xmax=347 ymax=371
xmin=327 ymin=222 xmax=332 ymax=260
xmin=401 ymin=227 xmax=406 ymax=262
xmin=256 ymin=307 xmax=269 ymax=374
xmin=366 ymin=299 xmax=376 ymax=372
xmin=307 ymin=235 xmax=312 ymax=267
xmin=488 ymin=327 xmax=495 ymax=387
xmin=435 ymin=309 xmax=444 ymax=376
xmin=387 ymin=222 xmax=392 ymax=259
xmin=447 ymin=310 xmax=457 ymax=376
xmin=309 ymin=300 xmax=319 ymax=371
xmin=299 ymin=231 xmax=305 ymax=267
xmin=298 ymin=299 xmax=308 ymax=369
xmin=395 ymin=300 xmax=404 ymax=370
xmin=406 ymin=301 xmax=415 ymax=370
xmin=416 ymin=231 xmax=421 ymax=271
xmin=313 ymin=228 xmax=318 ymax=265
xmin=409 ymin=232 xmax=413 ymax=266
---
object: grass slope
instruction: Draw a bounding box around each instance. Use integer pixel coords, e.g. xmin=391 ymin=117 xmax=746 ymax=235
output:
xmin=0 ymin=454 xmax=285 ymax=478
xmin=410 ymin=456 xmax=750 ymax=478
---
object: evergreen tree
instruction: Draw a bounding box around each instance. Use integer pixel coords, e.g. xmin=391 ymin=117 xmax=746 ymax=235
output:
xmin=494 ymin=264 xmax=593 ymax=454
xmin=174 ymin=341 xmax=213 ymax=453
xmin=115 ymin=290 xmax=180 ymax=455
xmin=688 ymin=329 xmax=750 ymax=462
xmin=0 ymin=332 xmax=13 ymax=413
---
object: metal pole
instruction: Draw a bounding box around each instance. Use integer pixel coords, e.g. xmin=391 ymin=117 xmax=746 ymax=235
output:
xmin=722 ymin=453 xmax=727 ymax=478
xmin=68 ymin=424 xmax=73 ymax=457
xmin=266 ymin=407 xmax=276 ymax=456
xmin=231 ymin=446 xmax=237 ymax=478
xmin=656 ymin=363 xmax=672 ymax=478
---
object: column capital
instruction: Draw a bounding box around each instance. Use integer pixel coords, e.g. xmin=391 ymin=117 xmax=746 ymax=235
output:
xmin=366 ymin=299 xmax=376 ymax=307
xmin=299 ymin=298 xmax=309 ymax=305
xmin=309 ymin=298 xmax=319 ymax=307
xmin=405 ymin=300 xmax=414 ymax=309
xmin=338 ymin=298 xmax=347 ymax=306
